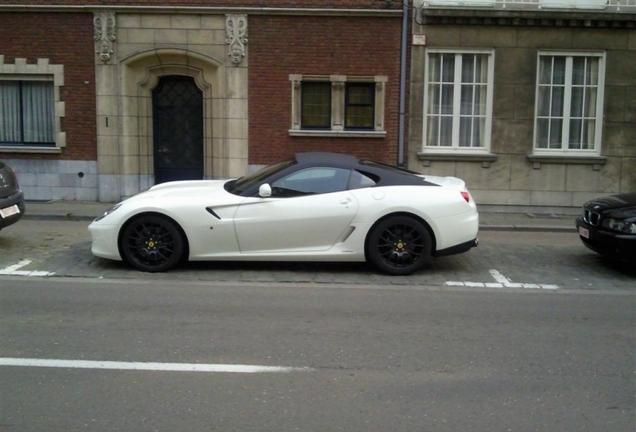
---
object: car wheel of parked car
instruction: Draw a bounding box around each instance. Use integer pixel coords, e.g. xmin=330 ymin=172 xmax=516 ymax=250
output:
xmin=367 ymin=215 xmax=432 ymax=276
xmin=119 ymin=215 xmax=185 ymax=272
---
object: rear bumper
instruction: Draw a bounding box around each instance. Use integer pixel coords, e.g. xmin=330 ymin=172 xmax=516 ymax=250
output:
xmin=434 ymin=238 xmax=478 ymax=257
xmin=0 ymin=191 xmax=25 ymax=229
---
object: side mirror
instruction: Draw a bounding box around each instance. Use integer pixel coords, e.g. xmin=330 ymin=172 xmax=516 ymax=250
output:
xmin=258 ymin=183 xmax=272 ymax=198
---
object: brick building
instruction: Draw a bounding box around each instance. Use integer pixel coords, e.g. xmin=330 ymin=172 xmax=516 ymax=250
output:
xmin=0 ymin=0 xmax=405 ymax=202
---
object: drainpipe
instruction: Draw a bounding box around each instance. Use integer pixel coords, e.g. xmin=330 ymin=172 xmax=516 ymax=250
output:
xmin=397 ymin=0 xmax=409 ymax=167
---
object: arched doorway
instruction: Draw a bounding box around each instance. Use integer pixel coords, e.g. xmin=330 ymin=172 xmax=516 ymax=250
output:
xmin=152 ymin=76 xmax=203 ymax=184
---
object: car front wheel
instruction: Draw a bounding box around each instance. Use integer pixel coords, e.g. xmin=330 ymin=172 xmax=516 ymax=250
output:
xmin=367 ymin=216 xmax=432 ymax=276
xmin=119 ymin=215 xmax=185 ymax=272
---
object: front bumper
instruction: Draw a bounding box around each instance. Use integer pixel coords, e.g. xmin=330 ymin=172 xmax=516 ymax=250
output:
xmin=575 ymin=217 xmax=636 ymax=261
xmin=88 ymin=220 xmax=123 ymax=261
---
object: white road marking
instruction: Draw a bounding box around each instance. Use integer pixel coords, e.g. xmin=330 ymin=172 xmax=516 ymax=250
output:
xmin=0 ymin=358 xmax=310 ymax=373
xmin=445 ymin=269 xmax=559 ymax=290
xmin=0 ymin=260 xmax=55 ymax=277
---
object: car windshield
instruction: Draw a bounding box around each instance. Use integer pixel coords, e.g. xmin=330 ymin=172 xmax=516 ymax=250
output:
xmin=224 ymin=159 xmax=295 ymax=195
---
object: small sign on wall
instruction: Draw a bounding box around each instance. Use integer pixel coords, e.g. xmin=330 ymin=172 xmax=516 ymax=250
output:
xmin=412 ymin=34 xmax=426 ymax=46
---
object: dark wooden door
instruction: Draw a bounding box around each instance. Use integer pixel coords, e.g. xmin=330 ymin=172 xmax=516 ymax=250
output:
xmin=152 ymin=76 xmax=203 ymax=184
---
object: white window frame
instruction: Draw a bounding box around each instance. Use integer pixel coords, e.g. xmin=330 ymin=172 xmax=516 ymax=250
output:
xmin=0 ymin=56 xmax=65 ymax=154
xmin=422 ymin=49 xmax=495 ymax=155
xmin=289 ymin=74 xmax=387 ymax=138
xmin=532 ymin=51 xmax=605 ymax=157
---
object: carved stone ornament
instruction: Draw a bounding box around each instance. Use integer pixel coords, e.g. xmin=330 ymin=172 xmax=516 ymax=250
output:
xmin=94 ymin=11 xmax=116 ymax=63
xmin=225 ymin=14 xmax=248 ymax=66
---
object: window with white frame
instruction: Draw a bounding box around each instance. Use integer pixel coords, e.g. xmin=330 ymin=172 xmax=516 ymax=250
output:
xmin=289 ymin=74 xmax=387 ymax=137
xmin=423 ymin=50 xmax=494 ymax=153
xmin=534 ymin=52 xmax=605 ymax=156
xmin=0 ymin=57 xmax=65 ymax=152
xmin=0 ymin=79 xmax=55 ymax=145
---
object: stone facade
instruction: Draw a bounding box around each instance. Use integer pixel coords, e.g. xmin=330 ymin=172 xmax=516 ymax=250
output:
xmin=409 ymin=0 xmax=636 ymax=213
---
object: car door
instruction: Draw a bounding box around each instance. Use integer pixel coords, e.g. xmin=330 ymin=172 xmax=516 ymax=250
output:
xmin=233 ymin=167 xmax=359 ymax=253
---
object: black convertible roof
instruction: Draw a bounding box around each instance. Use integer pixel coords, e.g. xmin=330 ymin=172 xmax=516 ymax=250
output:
xmin=295 ymin=152 xmax=359 ymax=167
xmin=293 ymin=152 xmax=436 ymax=187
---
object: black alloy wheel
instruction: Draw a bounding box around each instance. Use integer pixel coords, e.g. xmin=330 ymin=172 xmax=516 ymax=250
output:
xmin=367 ymin=216 xmax=432 ymax=276
xmin=119 ymin=215 xmax=185 ymax=272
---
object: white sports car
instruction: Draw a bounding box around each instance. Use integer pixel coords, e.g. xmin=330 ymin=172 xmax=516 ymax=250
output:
xmin=89 ymin=152 xmax=479 ymax=275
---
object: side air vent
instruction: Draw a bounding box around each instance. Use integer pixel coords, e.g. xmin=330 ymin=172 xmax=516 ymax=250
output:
xmin=206 ymin=208 xmax=221 ymax=220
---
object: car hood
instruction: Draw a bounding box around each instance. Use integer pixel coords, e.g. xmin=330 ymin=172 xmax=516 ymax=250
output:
xmin=584 ymin=193 xmax=636 ymax=211
xmin=129 ymin=180 xmax=231 ymax=202
xmin=584 ymin=193 xmax=636 ymax=221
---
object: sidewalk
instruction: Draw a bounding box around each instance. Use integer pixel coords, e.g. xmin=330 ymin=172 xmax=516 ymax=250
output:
xmin=21 ymin=200 xmax=577 ymax=232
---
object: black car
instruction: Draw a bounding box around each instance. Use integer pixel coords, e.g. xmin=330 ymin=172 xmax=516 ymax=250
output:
xmin=0 ymin=160 xmax=25 ymax=231
xmin=575 ymin=192 xmax=636 ymax=262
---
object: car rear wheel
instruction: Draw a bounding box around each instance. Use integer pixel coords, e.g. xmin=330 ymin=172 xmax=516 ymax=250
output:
xmin=119 ymin=215 xmax=185 ymax=272
xmin=367 ymin=216 xmax=432 ymax=276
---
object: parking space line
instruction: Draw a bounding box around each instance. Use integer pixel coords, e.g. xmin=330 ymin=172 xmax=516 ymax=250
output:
xmin=0 ymin=260 xmax=55 ymax=277
xmin=0 ymin=358 xmax=310 ymax=373
xmin=445 ymin=269 xmax=559 ymax=290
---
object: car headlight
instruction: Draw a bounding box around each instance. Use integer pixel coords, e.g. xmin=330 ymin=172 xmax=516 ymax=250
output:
xmin=94 ymin=203 xmax=122 ymax=222
xmin=602 ymin=218 xmax=636 ymax=234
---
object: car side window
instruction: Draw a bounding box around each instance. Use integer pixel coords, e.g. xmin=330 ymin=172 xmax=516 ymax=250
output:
xmin=348 ymin=170 xmax=377 ymax=190
xmin=272 ymin=167 xmax=351 ymax=197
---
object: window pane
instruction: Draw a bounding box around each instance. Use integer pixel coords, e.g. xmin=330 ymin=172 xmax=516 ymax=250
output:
xmin=462 ymin=55 xmax=475 ymax=83
xmin=459 ymin=117 xmax=472 ymax=147
xmin=429 ymin=84 xmax=441 ymax=115
xmin=581 ymin=119 xmax=595 ymax=150
xmin=537 ymin=118 xmax=550 ymax=148
xmin=551 ymin=86 xmax=564 ymax=117
xmin=570 ymin=87 xmax=584 ymax=117
xmin=441 ymin=54 xmax=455 ymax=82
xmin=427 ymin=117 xmax=439 ymax=147
xmin=572 ymin=57 xmax=586 ymax=85
xmin=301 ymin=82 xmax=330 ymax=128
xmin=569 ymin=119 xmax=582 ymax=149
xmin=441 ymin=84 xmax=453 ymax=115
xmin=345 ymin=84 xmax=374 ymax=129
xmin=440 ymin=117 xmax=453 ymax=146
xmin=460 ymin=85 xmax=474 ymax=115
xmin=539 ymin=57 xmax=552 ymax=85
xmin=586 ymin=58 xmax=599 ymax=85
xmin=553 ymin=57 xmax=566 ymax=85
xmin=346 ymin=106 xmax=374 ymax=128
xmin=0 ymin=81 xmax=21 ymax=142
xmin=584 ymin=87 xmax=597 ymax=117
xmin=537 ymin=86 xmax=551 ymax=117
xmin=549 ymin=119 xmax=562 ymax=148
xmin=22 ymin=81 xmax=55 ymax=143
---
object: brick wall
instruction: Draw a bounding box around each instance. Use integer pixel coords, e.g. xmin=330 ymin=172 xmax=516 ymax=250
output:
xmin=0 ymin=13 xmax=96 ymax=161
xmin=0 ymin=0 xmax=401 ymax=9
xmin=249 ymin=14 xmax=403 ymax=165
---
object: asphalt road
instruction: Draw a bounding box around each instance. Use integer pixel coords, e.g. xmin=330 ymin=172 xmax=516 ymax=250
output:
xmin=1 ymin=277 xmax=634 ymax=432
xmin=1 ymin=220 xmax=634 ymax=431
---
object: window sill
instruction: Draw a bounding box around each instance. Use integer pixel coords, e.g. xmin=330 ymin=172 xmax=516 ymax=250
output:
xmin=527 ymin=155 xmax=607 ymax=170
xmin=0 ymin=146 xmax=61 ymax=154
xmin=289 ymin=130 xmax=386 ymax=139
xmin=417 ymin=152 xmax=498 ymax=168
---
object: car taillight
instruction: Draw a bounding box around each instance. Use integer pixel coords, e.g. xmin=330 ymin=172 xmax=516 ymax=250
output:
xmin=461 ymin=191 xmax=470 ymax=203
